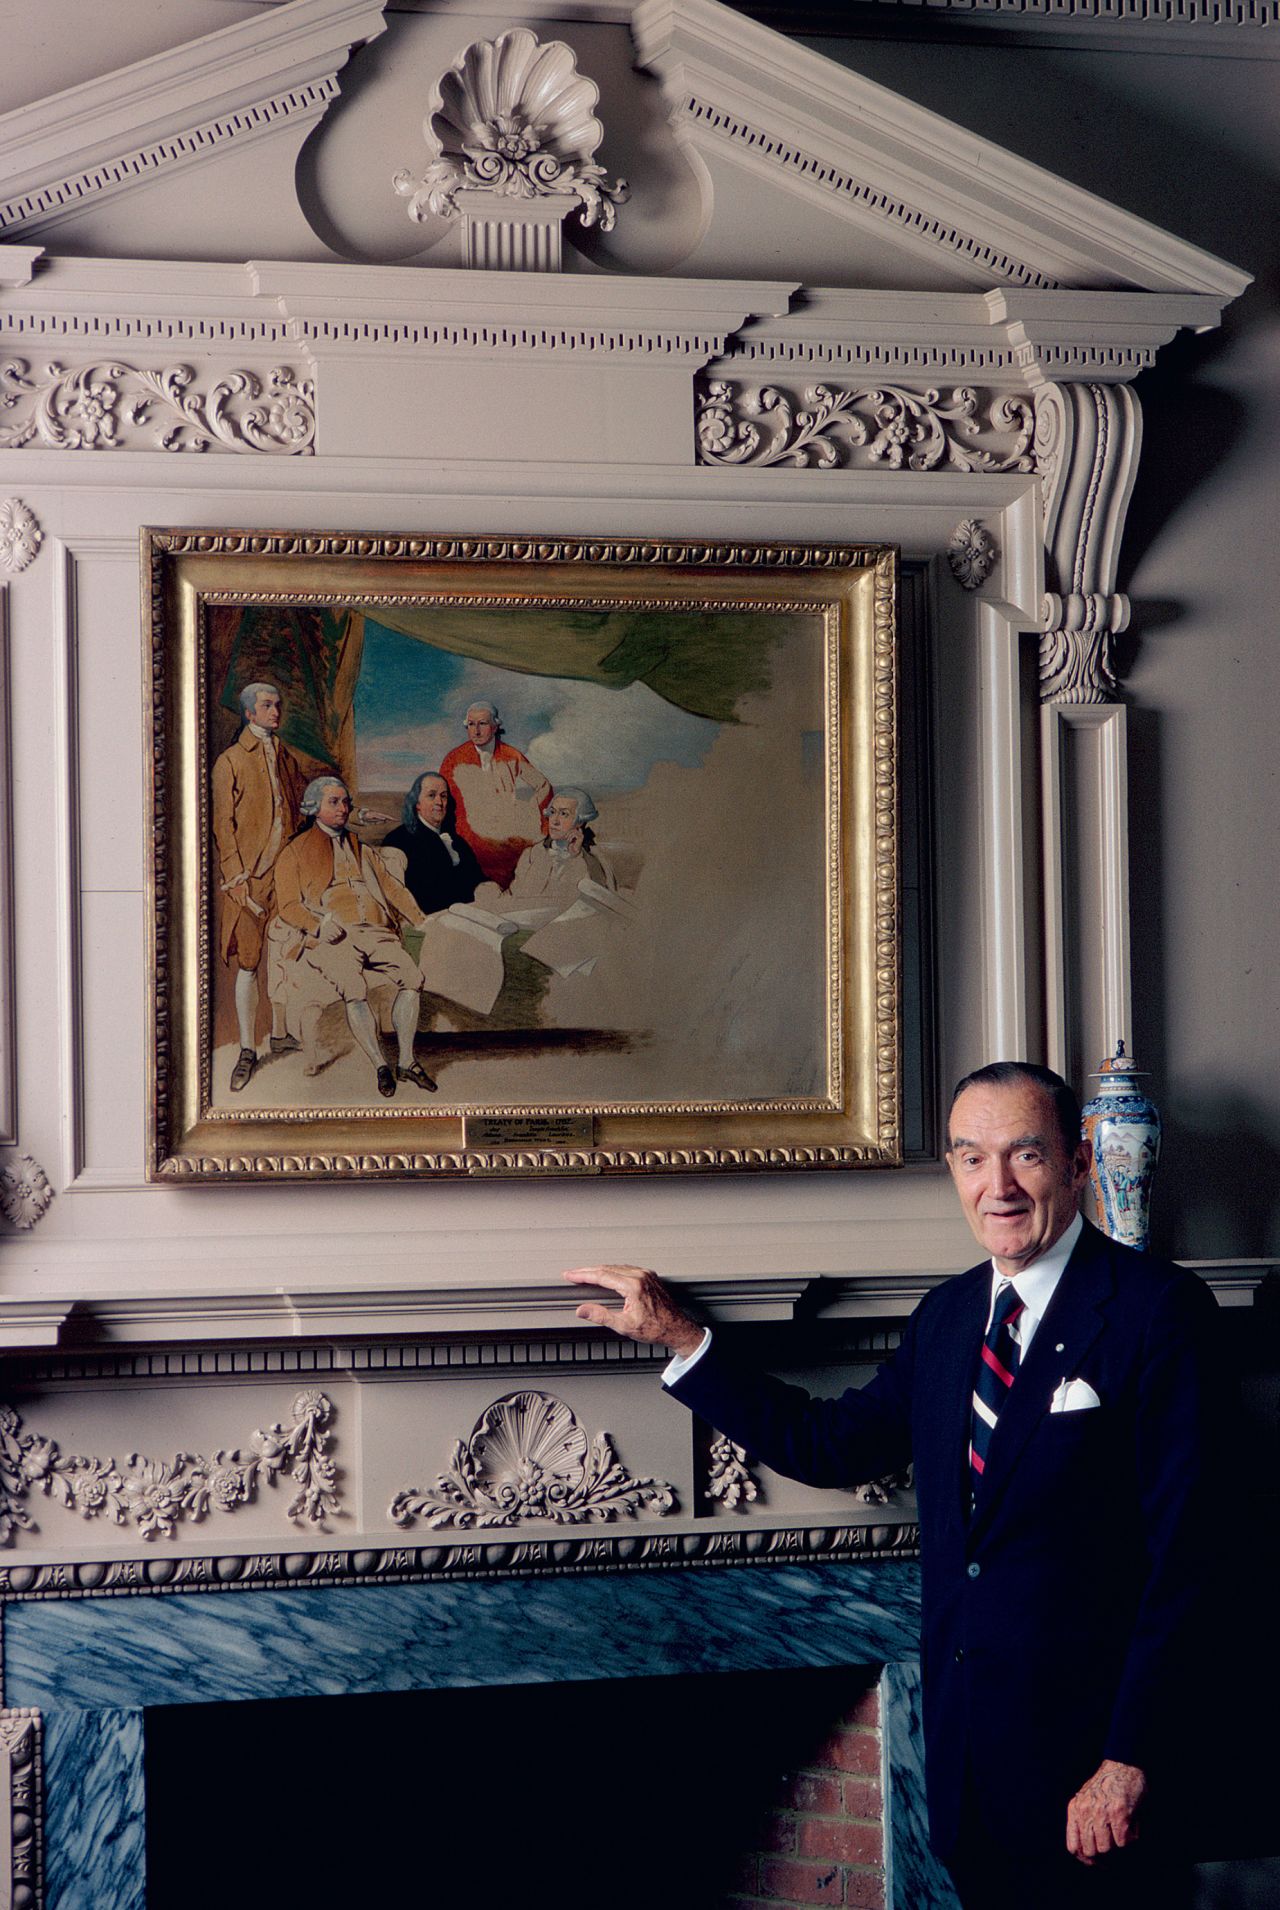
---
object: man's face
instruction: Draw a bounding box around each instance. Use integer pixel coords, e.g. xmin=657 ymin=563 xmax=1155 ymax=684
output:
xmin=465 ymin=710 xmax=497 ymax=748
xmin=546 ymin=795 xmax=579 ymax=841
xmin=416 ymin=776 xmax=449 ymax=828
xmin=946 ymin=1079 xmax=1091 ymax=1275
xmin=252 ymin=689 xmax=281 ymax=731
xmin=317 ymin=783 xmax=351 ymax=829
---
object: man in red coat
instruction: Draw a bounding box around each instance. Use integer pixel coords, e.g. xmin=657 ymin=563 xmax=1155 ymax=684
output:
xmin=439 ymin=701 xmax=551 ymax=886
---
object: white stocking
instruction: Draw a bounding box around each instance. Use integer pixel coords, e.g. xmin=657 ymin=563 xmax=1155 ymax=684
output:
xmin=344 ymin=998 xmax=385 ymax=1069
xmin=234 ymin=966 xmax=258 ymax=1051
xmin=392 ymin=989 xmax=421 ymax=1068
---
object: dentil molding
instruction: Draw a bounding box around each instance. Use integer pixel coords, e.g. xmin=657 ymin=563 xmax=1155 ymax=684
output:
xmin=0 ymin=0 xmax=389 ymax=241
xmin=0 ymin=1391 xmax=339 ymax=1545
xmin=390 ymin=1389 xmax=677 ymax=1530
xmin=632 ymin=0 xmax=1252 ymax=297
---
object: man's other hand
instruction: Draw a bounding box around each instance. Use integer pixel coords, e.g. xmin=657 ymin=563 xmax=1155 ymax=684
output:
xmin=562 ymin=1265 xmax=703 ymax=1357
xmin=1066 ymin=1759 xmax=1147 ymax=1865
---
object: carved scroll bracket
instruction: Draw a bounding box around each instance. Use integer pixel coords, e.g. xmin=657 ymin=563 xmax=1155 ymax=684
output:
xmin=1034 ymin=381 xmax=1142 ymax=705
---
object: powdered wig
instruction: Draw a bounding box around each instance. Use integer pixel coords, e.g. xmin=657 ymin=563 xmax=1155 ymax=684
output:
xmin=554 ymin=786 xmax=598 ymax=825
xmin=300 ymin=775 xmax=348 ymax=819
xmin=238 ymin=681 xmax=279 ymax=719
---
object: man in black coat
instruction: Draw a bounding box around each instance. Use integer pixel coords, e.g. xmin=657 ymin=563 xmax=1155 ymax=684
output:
xmin=564 ymin=1062 xmax=1225 ymax=1909
xmin=382 ymin=771 xmax=484 ymax=917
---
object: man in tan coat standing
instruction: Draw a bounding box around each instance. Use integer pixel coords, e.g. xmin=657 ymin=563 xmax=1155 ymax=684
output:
xmin=211 ymin=681 xmax=306 ymax=1091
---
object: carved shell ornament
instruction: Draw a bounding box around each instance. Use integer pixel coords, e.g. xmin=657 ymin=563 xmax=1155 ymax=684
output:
xmin=394 ymin=30 xmax=628 ymax=232
xmin=389 ymin=1389 xmax=676 ymax=1529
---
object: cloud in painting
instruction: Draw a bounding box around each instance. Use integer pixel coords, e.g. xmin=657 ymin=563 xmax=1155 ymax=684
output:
xmin=355 ymin=626 xmax=720 ymax=798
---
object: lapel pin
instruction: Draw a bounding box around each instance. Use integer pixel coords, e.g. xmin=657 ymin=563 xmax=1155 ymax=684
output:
xmin=1055 ymin=1343 xmax=1064 ymax=1353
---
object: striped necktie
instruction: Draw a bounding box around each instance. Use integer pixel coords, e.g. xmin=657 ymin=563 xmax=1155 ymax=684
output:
xmin=970 ymin=1280 xmax=1025 ymax=1489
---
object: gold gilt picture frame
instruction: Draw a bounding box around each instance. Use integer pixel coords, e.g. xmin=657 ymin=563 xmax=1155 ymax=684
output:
xmin=143 ymin=530 xmax=900 ymax=1182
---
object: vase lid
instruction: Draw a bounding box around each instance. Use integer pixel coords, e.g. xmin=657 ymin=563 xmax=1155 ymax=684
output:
xmin=1090 ymin=1037 xmax=1147 ymax=1080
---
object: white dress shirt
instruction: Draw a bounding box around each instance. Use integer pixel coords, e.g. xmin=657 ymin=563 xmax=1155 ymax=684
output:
xmin=983 ymin=1211 xmax=1082 ymax=1362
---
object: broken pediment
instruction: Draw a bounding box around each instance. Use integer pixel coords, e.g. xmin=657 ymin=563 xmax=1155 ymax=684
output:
xmin=0 ymin=0 xmax=1247 ymax=303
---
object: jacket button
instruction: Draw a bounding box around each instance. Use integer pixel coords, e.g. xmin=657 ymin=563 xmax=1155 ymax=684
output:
xmin=954 ymin=1647 xmax=965 ymax=1663
xmin=967 ymin=1562 xmax=981 ymax=1579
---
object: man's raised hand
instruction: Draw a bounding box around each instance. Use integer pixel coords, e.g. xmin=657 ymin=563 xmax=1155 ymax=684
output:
xmin=562 ymin=1265 xmax=704 ymax=1357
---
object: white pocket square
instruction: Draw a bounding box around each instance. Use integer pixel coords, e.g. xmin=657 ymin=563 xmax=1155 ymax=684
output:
xmin=1049 ymin=1377 xmax=1101 ymax=1414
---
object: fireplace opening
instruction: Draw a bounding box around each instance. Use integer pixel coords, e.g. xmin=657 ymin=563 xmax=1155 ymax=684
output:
xmin=145 ymin=1663 xmax=885 ymax=1908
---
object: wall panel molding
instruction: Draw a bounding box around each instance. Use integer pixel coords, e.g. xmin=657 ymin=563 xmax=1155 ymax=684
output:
xmin=0 ymin=597 xmax=14 ymax=1145
xmin=52 ymin=546 xmax=82 ymax=1193
xmin=1041 ymin=702 xmax=1131 ymax=1090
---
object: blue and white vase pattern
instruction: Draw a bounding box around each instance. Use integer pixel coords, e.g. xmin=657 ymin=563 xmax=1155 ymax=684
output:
xmin=1081 ymin=1040 xmax=1161 ymax=1252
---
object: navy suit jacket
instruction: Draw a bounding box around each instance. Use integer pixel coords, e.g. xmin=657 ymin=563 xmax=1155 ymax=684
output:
xmin=667 ymin=1221 xmax=1224 ymax=1860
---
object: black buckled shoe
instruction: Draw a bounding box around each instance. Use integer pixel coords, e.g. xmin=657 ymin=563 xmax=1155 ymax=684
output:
xmin=395 ymin=1062 xmax=438 ymax=1093
xmin=229 ymin=1048 xmax=256 ymax=1092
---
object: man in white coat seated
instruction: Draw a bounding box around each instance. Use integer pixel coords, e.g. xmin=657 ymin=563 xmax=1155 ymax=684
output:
xmin=271 ymin=776 xmax=437 ymax=1097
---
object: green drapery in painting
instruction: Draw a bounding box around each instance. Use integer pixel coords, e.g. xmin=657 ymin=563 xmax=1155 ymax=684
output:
xmin=363 ymin=603 xmax=784 ymax=724
xmin=214 ymin=598 xmax=789 ymax=791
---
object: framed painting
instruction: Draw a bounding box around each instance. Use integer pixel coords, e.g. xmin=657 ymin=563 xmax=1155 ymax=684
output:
xmin=143 ymin=530 xmax=901 ymax=1181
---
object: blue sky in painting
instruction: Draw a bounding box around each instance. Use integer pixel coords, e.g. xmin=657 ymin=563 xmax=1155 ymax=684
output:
xmin=354 ymin=619 xmax=721 ymax=798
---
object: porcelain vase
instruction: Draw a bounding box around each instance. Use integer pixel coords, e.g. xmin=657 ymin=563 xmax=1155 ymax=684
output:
xmin=1081 ymin=1040 xmax=1161 ymax=1251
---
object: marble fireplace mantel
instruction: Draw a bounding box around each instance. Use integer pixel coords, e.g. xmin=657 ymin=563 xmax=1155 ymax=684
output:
xmin=0 ymin=1556 xmax=954 ymax=1910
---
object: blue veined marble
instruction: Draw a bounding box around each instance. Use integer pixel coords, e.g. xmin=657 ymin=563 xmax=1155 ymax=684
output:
xmin=9 ymin=1560 xmax=928 ymax=1909
xmin=5 ymin=1559 xmax=923 ymax=1710
xmin=43 ymin=1708 xmax=145 ymax=1910
xmin=883 ymin=1660 xmax=961 ymax=1910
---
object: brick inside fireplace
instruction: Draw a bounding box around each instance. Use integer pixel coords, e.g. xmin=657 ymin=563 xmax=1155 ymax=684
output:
xmin=728 ymin=1682 xmax=886 ymax=1910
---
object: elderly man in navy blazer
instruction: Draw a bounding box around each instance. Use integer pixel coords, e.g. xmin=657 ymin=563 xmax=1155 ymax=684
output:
xmin=565 ymin=1062 xmax=1222 ymax=1908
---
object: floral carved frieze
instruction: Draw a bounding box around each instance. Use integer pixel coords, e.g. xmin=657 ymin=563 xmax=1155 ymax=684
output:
xmin=706 ymin=1436 xmax=759 ymax=1511
xmin=0 ymin=1390 xmax=340 ymax=1544
xmin=389 ymin=1389 xmax=677 ymax=1531
xmin=394 ymin=30 xmax=628 ymax=234
xmin=0 ymin=361 xmax=315 ymax=454
xmin=0 ymin=500 xmax=41 ymax=574
xmin=0 ymin=1157 xmax=52 ymax=1230
xmin=697 ymin=379 xmax=1036 ymax=473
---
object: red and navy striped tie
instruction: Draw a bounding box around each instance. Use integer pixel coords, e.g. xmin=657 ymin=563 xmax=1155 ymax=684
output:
xmin=970 ymin=1280 xmax=1025 ymax=1488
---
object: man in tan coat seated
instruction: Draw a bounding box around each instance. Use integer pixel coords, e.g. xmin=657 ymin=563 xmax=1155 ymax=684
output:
xmin=211 ymin=681 xmax=306 ymax=1092
xmin=272 ymin=776 xmax=437 ymax=1097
